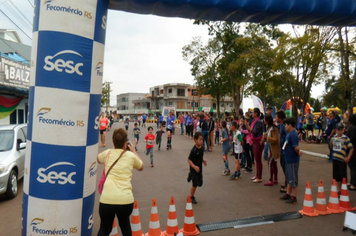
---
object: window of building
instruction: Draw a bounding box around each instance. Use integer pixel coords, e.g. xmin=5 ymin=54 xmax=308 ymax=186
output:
xmin=168 ymin=101 xmax=173 ymax=106
xmin=146 ymin=103 xmax=150 ymax=109
xmin=230 ymin=103 xmax=233 ymax=107
xmin=192 ymin=89 xmax=198 ymax=96
xmin=213 ymin=103 xmax=216 ymax=109
xmin=193 ymin=102 xmax=199 ymax=108
xmin=221 ymin=103 xmax=224 ymax=107
xmin=187 ymin=102 xmax=191 ymax=105
xmin=168 ymin=88 xmax=172 ymax=93
xmin=121 ymin=97 xmax=127 ymax=102
xmin=177 ymin=88 xmax=185 ymax=96
xmin=160 ymin=90 xmax=163 ymax=94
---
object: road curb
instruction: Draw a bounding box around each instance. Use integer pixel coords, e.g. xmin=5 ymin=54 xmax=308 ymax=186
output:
xmin=301 ymin=150 xmax=328 ymax=159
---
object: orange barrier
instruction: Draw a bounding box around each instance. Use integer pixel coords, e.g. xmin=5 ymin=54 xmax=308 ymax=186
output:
xmin=339 ymin=178 xmax=356 ymax=211
xmin=315 ymin=180 xmax=331 ymax=215
xmin=110 ymin=218 xmax=119 ymax=236
xmin=163 ymin=197 xmax=181 ymax=236
xmin=180 ymin=196 xmax=200 ymax=236
xmin=327 ymin=179 xmax=345 ymax=214
xmin=131 ymin=200 xmax=145 ymax=236
xmin=299 ymin=181 xmax=319 ymax=217
xmin=145 ymin=198 xmax=163 ymax=236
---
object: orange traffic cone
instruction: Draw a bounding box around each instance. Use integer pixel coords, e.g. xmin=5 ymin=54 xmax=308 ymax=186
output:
xmin=299 ymin=181 xmax=319 ymax=217
xmin=180 ymin=196 xmax=200 ymax=235
xmin=339 ymin=178 xmax=356 ymax=211
xmin=315 ymin=180 xmax=331 ymax=215
xmin=110 ymin=218 xmax=119 ymax=236
xmin=163 ymin=197 xmax=181 ymax=236
xmin=327 ymin=179 xmax=345 ymax=214
xmin=145 ymin=198 xmax=163 ymax=236
xmin=131 ymin=200 xmax=144 ymax=236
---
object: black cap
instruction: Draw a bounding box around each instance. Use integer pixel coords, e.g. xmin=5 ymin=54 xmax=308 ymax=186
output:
xmin=336 ymin=122 xmax=344 ymax=129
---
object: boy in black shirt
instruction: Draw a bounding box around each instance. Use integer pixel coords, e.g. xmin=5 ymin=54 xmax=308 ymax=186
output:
xmin=188 ymin=132 xmax=207 ymax=204
xmin=155 ymin=124 xmax=165 ymax=150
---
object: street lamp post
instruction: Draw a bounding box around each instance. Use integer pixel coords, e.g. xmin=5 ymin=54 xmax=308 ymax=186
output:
xmin=192 ymin=84 xmax=195 ymax=114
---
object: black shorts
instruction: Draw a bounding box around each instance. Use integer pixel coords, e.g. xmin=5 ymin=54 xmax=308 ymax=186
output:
xmin=286 ymin=162 xmax=299 ymax=188
xmin=166 ymin=128 xmax=173 ymax=133
xmin=306 ymin=124 xmax=314 ymax=131
xmin=100 ymin=129 xmax=106 ymax=135
xmin=234 ymin=153 xmax=242 ymax=160
xmin=332 ymin=160 xmax=347 ymax=182
xmin=190 ymin=171 xmax=203 ymax=187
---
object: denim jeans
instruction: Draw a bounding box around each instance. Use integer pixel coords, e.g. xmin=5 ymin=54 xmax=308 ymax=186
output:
xmin=263 ymin=143 xmax=269 ymax=160
xmin=181 ymin=123 xmax=184 ymax=134
xmin=202 ymin=130 xmax=210 ymax=151
xmin=327 ymin=137 xmax=333 ymax=161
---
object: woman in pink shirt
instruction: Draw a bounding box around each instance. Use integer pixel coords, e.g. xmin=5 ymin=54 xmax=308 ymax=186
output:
xmin=241 ymin=116 xmax=253 ymax=173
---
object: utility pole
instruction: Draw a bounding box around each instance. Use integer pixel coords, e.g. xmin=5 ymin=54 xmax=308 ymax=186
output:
xmin=105 ymin=81 xmax=113 ymax=114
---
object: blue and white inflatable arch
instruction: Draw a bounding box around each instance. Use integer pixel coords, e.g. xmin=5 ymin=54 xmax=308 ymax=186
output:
xmin=23 ymin=0 xmax=356 ymax=235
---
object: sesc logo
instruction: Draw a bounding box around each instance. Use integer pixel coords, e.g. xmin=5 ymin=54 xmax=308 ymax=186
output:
xmin=101 ymin=15 xmax=107 ymax=30
xmin=94 ymin=114 xmax=100 ymax=130
xmin=37 ymin=162 xmax=76 ymax=185
xmin=43 ymin=50 xmax=84 ymax=76
xmin=88 ymin=162 xmax=97 ymax=177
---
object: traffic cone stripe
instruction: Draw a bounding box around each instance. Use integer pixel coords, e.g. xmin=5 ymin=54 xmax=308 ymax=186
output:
xmin=151 ymin=207 xmax=158 ymax=214
xmin=132 ymin=208 xmax=139 ymax=216
xmin=186 ymin=203 xmax=193 ymax=210
xmin=184 ymin=216 xmax=195 ymax=224
xmin=340 ymin=195 xmax=349 ymax=202
xmin=316 ymin=198 xmax=327 ymax=205
xmin=132 ymin=223 xmax=142 ymax=231
xmin=331 ymin=185 xmax=337 ymax=191
xmin=318 ymin=187 xmax=324 ymax=192
xmin=149 ymin=221 xmax=161 ymax=229
xmin=303 ymin=200 xmax=314 ymax=207
xmin=329 ymin=197 xmax=339 ymax=204
xmin=305 ymin=188 xmax=312 ymax=194
xmin=111 ymin=227 xmax=118 ymax=235
xmin=167 ymin=219 xmax=178 ymax=226
xmin=341 ymin=184 xmax=347 ymax=190
xmin=169 ymin=204 xmax=176 ymax=212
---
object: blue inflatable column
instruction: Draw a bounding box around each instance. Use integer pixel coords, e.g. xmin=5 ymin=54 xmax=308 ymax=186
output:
xmin=22 ymin=0 xmax=108 ymax=235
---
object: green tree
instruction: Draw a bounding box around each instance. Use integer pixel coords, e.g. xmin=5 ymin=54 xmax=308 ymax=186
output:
xmin=101 ymin=82 xmax=112 ymax=108
xmin=182 ymin=37 xmax=230 ymax=119
xmin=273 ymin=26 xmax=337 ymax=119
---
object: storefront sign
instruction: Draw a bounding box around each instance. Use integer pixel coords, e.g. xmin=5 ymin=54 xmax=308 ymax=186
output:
xmin=0 ymin=56 xmax=30 ymax=90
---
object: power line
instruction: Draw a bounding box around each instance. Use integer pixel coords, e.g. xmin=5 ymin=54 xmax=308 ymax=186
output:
xmin=3 ymin=1 xmax=32 ymax=33
xmin=27 ymin=0 xmax=34 ymax=8
xmin=8 ymin=0 xmax=33 ymax=26
xmin=0 ymin=9 xmax=32 ymax=40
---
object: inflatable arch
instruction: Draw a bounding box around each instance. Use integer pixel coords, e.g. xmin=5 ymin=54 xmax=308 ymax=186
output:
xmin=23 ymin=0 xmax=356 ymax=235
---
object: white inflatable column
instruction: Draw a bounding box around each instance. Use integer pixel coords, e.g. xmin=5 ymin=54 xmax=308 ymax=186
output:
xmin=22 ymin=0 xmax=108 ymax=235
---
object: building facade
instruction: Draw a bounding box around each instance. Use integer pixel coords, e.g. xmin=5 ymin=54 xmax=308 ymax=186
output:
xmin=116 ymin=92 xmax=149 ymax=115
xmin=0 ymin=30 xmax=30 ymax=125
xmin=116 ymin=84 xmax=235 ymax=117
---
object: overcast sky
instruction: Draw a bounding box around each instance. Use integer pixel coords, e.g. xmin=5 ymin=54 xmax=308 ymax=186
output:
xmin=1 ymin=0 xmax=324 ymax=108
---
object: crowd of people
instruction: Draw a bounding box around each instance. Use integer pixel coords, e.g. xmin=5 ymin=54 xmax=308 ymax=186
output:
xmin=95 ymin=108 xmax=356 ymax=235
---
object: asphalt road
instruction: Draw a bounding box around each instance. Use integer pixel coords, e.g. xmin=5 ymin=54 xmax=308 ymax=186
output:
xmin=1 ymin=122 xmax=355 ymax=236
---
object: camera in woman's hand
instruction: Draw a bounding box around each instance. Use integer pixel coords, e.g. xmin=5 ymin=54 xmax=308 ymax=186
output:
xmin=126 ymin=139 xmax=131 ymax=151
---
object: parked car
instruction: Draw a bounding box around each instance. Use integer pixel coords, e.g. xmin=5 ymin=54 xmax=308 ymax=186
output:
xmin=0 ymin=124 xmax=27 ymax=199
